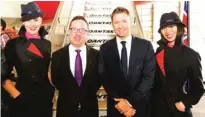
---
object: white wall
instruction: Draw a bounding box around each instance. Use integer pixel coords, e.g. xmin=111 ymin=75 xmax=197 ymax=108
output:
xmin=0 ymin=1 xmax=30 ymax=18
xmin=190 ymin=1 xmax=205 ymax=80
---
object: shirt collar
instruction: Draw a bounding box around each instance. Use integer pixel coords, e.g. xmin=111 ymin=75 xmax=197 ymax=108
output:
xmin=69 ymin=44 xmax=86 ymax=53
xmin=116 ymin=35 xmax=132 ymax=45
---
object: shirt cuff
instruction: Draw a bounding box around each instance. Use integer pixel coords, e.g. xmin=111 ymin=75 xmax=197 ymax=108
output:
xmin=126 ymin=99 xmax=132 ymax=107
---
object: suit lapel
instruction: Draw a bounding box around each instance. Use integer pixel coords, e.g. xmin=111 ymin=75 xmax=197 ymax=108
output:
xmin=64 ymin=45 xmax=71 ymax=75
xmin=112 ymin=38 xmax=121 ymax=67
xmin=16 ymin=38 xmax=43 ymax=63
xmin=84 ymin=46 xmax=90 ymax=76
xmin=81 ymin=46 xmax=91 ymax=87
xmin=67 ymin=45 xmax=91 ymax=87
xmin=128 ymin=37 xmax=135 ymax=75
xmin=16 ymin=38 xmax=30 ymax=62
xmin=111 ymin=37 xmax=140 ymax=79
xmin=127 ymin=36 xmax=141 ymax=78
xmin=63 ymin=45 xmax=78 ymax=85
xmin=110 ymin=38 xmax=126 ymax=78
xmin=17 ymin=37 xmax=45 ymax=59
xmin=26 ymin=42 xmax=44 ymax=58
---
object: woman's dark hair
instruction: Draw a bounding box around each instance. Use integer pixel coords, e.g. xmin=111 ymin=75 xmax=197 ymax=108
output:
xmin=160 ymin=24 xmax=185 ymax=45
xmin=176 ymin=24 xmax=185 ymax=37
xmin=1 ymin=19 xmax=6 ymax=31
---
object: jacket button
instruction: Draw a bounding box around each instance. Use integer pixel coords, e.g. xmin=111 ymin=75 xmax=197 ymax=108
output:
xmin=169 ymin=88 xmax=172 ymax=93
xmin=33 ymin=92 xmax=35 ymax=95
xmin=31 ymin=76 xmax=38 ymax=83
xmin=28 ymin=59 xmax=32 ymax=62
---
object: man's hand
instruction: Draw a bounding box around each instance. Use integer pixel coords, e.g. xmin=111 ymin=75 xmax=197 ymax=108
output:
xmin=114 ymin=98 xmax=131 ymax=114
xmin=124 ymin=108 xmax=136 ymax=117
xmin=175 ymin=101 xmax=185 ymax=112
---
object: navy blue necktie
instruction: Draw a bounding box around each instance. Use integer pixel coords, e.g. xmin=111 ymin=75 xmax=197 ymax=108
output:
xmin=75 ymin=49 xmax=82 ymax=86
xmin=121 ymin=41 xmax=127 ymax=77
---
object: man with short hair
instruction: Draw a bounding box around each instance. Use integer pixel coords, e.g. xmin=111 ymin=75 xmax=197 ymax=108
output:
xmin=51 ymin=16 xmax=101 ymax=117
xmin=99 ymin=7 xmax=156 ymax=117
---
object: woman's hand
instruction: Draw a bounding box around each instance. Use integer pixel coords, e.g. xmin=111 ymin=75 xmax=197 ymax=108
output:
xmin=2 ymin=79 xmax=21 ymax=99
xmin=175 ymin=101 xmax=185 ymax=112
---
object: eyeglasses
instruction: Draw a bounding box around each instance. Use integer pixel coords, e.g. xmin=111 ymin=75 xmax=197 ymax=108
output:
xmin=69 ymin=28 xmax=88 ymax=34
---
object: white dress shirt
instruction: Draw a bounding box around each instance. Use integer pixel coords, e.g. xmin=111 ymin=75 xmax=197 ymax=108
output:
xmin=116 ymin=35 xmax=133 ymax=107
xmin=69 ymin=44 xmax=87 ymax=76
xmin=116 ymin=35 xmax=132 ymax=69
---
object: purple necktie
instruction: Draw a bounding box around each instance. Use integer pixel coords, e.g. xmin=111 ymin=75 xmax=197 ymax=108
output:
xmin=75 ymin=49 xmax=82 ymax=86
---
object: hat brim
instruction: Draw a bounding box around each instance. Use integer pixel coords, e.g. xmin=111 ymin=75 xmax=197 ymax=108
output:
xmin=21 ymin=12 xmax=44 ymax=22
xmin=158 ymin=22 xmax=185 ymax=33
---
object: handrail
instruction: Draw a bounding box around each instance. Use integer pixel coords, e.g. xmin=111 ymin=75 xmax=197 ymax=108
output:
xmin=62 ymin=1 xmax=74 ymax=47
xmin=48 ymin=1 xmax=64 ymax=53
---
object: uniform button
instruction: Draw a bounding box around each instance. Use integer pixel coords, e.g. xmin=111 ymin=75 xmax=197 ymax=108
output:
xmin=33 ymin=92 xmax=35 ymax=95
xmin=78 ymin=103 xmax=81 ymax=110
xmin=160 ymin=100 xmax=163 ymax=103
xmin=169 ymin=88 xmax=172 ymax=93
xmin=28 ymin=59 xmax=32 ymax=62
xmin=31 ymin=76 xmax=39 ymax=83
xmin=41 ymin=73 xmax=45 ymax=76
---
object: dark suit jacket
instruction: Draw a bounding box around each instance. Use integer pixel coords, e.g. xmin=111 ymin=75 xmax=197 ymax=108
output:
xmin=99 ymin=36 xmax=156 ymax=117
xmin=51 ymin=45 xmax=101 ymax=117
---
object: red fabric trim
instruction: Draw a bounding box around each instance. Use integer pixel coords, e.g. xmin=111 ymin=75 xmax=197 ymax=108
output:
xmin=133 ymin=1 xmax=152 ymax=6
xmin=27 ymin=42 xmax=43 ymax=58
xmin=183 ymin=39 xmax=189 ymax=46
xmin=156 ymin=50 xmax=166 ymax=76
xmin=35 ymin=1 xmax=60 ymax=24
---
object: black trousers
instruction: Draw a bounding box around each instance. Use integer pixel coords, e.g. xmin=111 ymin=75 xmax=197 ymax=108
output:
xmin=155 ymin=108 xmax=192 ymax=117
xmin=1 ymin=104 xmax=9 ymax=117
xmin=172 ymin=109 xmax=192 ymax=117
xmin=152 ymin=98 xmax=192 ymax=117
xmin=1 ymin=87 xmax=11 ymax=117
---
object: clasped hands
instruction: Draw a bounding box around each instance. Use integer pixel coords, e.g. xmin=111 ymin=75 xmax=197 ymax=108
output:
xmin=114 ymin=98 xmax=136 ymax=117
